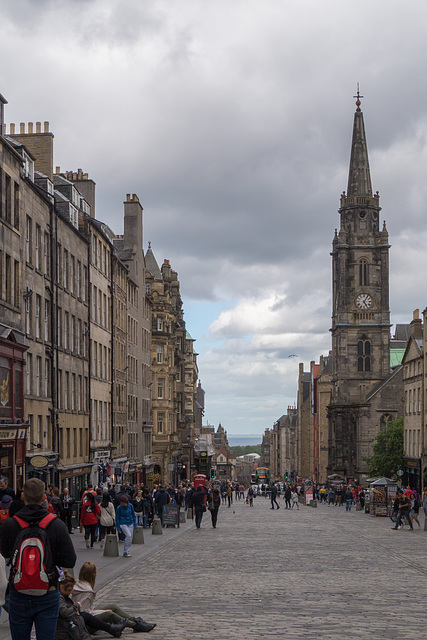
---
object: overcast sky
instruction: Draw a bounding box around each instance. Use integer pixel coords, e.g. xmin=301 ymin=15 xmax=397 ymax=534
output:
xmin=3 ymin=0 xmax=427 ymax=438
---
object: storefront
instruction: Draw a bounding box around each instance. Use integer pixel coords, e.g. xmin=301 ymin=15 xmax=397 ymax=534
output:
xmin=58 ymin=463 xmax=92 ymax=500
xmin=0 ymin=325 xmax=29 ymax=490
xmin=403 ymin=456 xmax=421 ymax=494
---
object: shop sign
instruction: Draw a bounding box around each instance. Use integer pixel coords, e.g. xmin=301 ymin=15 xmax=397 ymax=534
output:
xmin=123 ymin=461 xmax=130 ymax=473
xmin=0 ymin=430 xmax=17 ymax=440
xmin=94 ymin=450 xmax=110 ymax=459
xmin=30 ymin=455 xmax=49 ymax=469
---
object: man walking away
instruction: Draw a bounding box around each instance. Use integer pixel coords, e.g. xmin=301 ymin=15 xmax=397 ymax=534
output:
xmin=0 ymin=478 xmax=76 ymax=640
xmin=284 ymin=486 xmax=292 ymax=509
xmin=392 ymin=489 xmax=413 ymax=531
xmin=270 ymin=484 xmax=280 ymax=510
xmin=247 ymin=486 xmax=254 ymax=507
xmin=345 ymin=487 xmax=353 ymax=511
xmin=60 ymin=487 xmax=75 ymax=534
xmin=154 ymin=486 xmax=170 ymax=525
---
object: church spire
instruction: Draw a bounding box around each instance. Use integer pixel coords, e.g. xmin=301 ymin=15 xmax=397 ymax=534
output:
xmin=346 ymin=87 xmax=372 ymax=197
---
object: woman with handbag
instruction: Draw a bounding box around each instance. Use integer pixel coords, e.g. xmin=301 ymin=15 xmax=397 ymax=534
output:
xmin=99 ymin=492 xmax=116 ymax=548
xmin=80 ymin=492 xmax=101 ymax=549
xmin=208 ymin=488 xmax=221 ymax=528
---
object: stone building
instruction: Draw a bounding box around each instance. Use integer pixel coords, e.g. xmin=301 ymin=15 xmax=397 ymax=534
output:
xmin=114 ymin=194 xmax=153 ymax=485
xmin=328 ymin=94 xmax=403 ymax=481
xmin=401 ymin=310 xmax=424 ymax=492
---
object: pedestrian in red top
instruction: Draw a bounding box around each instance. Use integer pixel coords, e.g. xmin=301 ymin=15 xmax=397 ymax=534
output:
xmin=80 ymin=492 xmax=101 ymax=548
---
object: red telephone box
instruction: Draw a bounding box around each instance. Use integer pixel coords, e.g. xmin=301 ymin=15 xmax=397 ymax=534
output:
xmin=194 ymin=474 xmax=206 ymax=489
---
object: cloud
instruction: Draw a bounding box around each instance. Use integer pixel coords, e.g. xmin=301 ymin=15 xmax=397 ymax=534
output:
xmin=3 ymin=0 xmax=427 ymax=434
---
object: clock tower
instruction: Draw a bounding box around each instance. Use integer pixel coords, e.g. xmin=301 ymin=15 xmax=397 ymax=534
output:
xmin=328 ymin=92 xmax=392 ymax=478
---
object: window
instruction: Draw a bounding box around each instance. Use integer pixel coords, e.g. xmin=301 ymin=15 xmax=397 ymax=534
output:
xmin=43 ymin=232 xmax=49 ymax=275
xmin=70 ymin=256 xmax=74 ymax=294
xmin=36 ymin=356 xmax=41 ymax=396
xmin=157 ymin=378 xmax=164 ymax=399
xmin=14 ymin=260 xmax=19 ymax=307
xmin=35 ymin=225 xmax=41 ymax=270
xmin=44 ymin=300 xmax=50 ymax=341
xmin=64 ymin=312 xmax=69 ymax=350
xmin=357 ymin=338 xmax=371 ymax=372
xmin=26 ymin=353 xmax=32 ymax=395
xmin=44 ymin=359 xmax=50 ymax=397
xmin=157 ymin=412 xmax=164 ymax=434
xmin=35 ymin=295 xmax=41 ymax=339
xmin=157 ymin=317 xmax=163 ymax=331
xmin=63 ymin=250 xmax=68 ymax=289
xmin=26 ymin=216 xmax=32 ymax=264
xmin=157 ymin=346 xmax=163 ymax=364
xmin=25 ymin=295 xmax=31 ymax=334
xmin=359 ymin=259 xmax=368 ymax=286
xmin=77 ymin=261 xmax=81 ymax=298
xmin=83 ymin=266 xmax=87 ymax=302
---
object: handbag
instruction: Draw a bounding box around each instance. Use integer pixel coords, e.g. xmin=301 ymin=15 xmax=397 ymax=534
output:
xmin=202 ymin=504 xmax=207 ymax=513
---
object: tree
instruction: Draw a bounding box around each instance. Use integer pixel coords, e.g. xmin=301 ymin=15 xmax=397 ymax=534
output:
xmin=365 ymin=417 xmax=404 ymax=479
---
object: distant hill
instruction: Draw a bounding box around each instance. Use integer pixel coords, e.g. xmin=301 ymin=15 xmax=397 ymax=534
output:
xmin=230 ymin=444 xmax=261 ymax=457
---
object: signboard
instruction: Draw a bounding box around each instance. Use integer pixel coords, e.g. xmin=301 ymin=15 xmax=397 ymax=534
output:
xmin=94 ymin=450 xmax=110 ymax=459
xmin=305 ymin=489 xmax=313 ymax=505
xmin=397 ymin=469 xmax=404 ymax=477
xmin=0 ymin=430 xmax=17 ymax=440
xmin=30 ymin=455 xmax=49 ymax=469
xmin=163 ymin=504 xmax=180 ymax=527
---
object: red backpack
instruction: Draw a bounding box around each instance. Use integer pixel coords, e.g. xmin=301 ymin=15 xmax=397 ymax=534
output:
xmin=9 ymin=514 xmax=57 ymax=596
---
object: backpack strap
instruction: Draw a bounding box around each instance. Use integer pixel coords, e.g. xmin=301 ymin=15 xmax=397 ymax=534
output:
xmin=13 ymin=513 xmax=56 ymax=530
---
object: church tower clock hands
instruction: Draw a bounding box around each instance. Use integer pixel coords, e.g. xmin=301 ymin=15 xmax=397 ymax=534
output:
xmin=328 ymin=89 xmax=391 ymax=479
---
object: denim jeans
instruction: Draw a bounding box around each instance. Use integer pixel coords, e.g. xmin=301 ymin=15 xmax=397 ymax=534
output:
xmin=195 ymin=508 xmax=203 ymax=528
xmin=346 ymin=499 xmax=352 ymax=511
xmin=121 ymin=523 xmax=133 ymax=554
xmin=396 ymin=509 xmax=412 ymax=528
xmin=9 ymin=587 xmax=60 ymax=640
xmin=135 ymin=513 xmax=143 ymax=526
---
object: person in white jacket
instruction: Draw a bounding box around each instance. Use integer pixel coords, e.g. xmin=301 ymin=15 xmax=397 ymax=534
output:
xmin=72 ymin=562 xmax=156 ymax=633
xmin=99 ymin=493 xmax=116 ymax=549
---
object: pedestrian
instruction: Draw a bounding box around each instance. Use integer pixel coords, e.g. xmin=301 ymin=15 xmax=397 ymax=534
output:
xmin=0 ymin=476 xmax=15 ymax=502
xmin=47 ymin=487 xmax=63 ymax=518
xmin=115 ymin=495 xmax=137 ymax=557
xmin=391 ymin=489 xmax=413 ymax=531
xmin=99 ymin=492 xmax=116 ymax=549
xmin=60 ymin=488 xmax=75 ymax=534
xmin=358 ymin=489 xmax=365 ymax=510
xmin=208 ymin=488 xmax=221 ymax=528
xmin=0 ymin=495 xmax=12 ymax=523
xmin=9 ymin=489 xmax=25 ymax=518
xmin=226 ymin=484 xmax=232 ymax=507
xmin=239 ymin=484 xmax=245 ymax=499
xmin=191 ymin=485 xmax=207 ymax=529
xmin=247 ymin=486 xmax=254 ymax=507
xmin=410 ymin=492 xmax=421 ymax=528
xmin=132 ymin=490 xmax=144 ymax=527
xmin=270 ymin=483 xmax=280 ymax=510
xmin=142 ymin=489 xmax=154 ymax=527
xmin=0 ymin=477 xmax=76 ymax=640
xmin=291 ymin=490 xmax=299 ymax=510
xmin=284 ymin=485 xmax=292 ymax=509
xmin=80 ymin=492 xmax=101 ymax=548
xmin=345 ymin=487 xmax=353 ymax=511
xmin=328 ymin=488 xmax=335 ymax=505
xmin=81 ymin=483 xmax=96 ymax=504
xmin=154 ymin=486 xmax=170 ymax=525
xmin=72 ymin=562 xmax=156 ymax=633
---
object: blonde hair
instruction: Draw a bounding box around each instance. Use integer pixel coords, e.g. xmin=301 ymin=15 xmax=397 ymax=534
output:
xmin=78 ymin=561 xmax=97 ymax=589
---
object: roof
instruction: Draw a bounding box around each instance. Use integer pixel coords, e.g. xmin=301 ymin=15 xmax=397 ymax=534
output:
xmin=145 ymin=247 xmax=162 ymax=280
xmin=390 ymin=349 xmax=405 ymax=368
xmin=347 ymin=107 xmax=372 ymax=197
xmin=392 ymin=324 xmax=411 ymax=342
xmin=366 ymin=364 xmax=403 ymax=402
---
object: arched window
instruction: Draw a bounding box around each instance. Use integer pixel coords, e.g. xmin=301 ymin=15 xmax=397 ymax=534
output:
xmin=359 ymin=259 xmax=368 ymax=286
xmin=357 ymin=338 xmax=371 ymax=372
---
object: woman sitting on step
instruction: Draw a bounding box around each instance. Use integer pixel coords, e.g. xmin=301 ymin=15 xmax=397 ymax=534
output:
xmin=71 ymin=562 xmax=156 ymax=633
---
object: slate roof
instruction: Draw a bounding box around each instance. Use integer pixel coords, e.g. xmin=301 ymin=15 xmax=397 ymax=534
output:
xmin=145 ymin=247 xmax=162 ymax=280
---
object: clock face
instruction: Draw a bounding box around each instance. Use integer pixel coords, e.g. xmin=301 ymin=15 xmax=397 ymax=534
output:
xmin=356 ymin=293 xmax=372 ymax=310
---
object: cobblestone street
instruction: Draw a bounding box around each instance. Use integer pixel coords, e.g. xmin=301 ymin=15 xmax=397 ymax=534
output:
xmin=97 ymin=498 xmax=427 ymax=640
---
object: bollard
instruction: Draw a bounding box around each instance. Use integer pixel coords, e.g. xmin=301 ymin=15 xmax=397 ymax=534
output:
xmin=152 ymin=518 xmax=163 ymax=535
xmin=132 ymin=526 xmax=145 ymax=544
xmin=103 ymin=534 xmax=119 ymax=557
xmin=179 ymin=511 xmax=186 ymax=524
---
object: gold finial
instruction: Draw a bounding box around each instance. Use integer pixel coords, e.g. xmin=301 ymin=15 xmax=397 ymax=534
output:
xmin=353 ymin=83 xmax=363 ymax=111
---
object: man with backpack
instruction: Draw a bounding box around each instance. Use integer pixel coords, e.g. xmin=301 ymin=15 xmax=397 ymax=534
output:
xmin=0 ymin=477 xmax=76 ymax=640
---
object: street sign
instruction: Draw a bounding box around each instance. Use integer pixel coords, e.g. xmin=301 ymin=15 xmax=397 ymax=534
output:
xmin=397 ymin=469 xmax=404 ymax=476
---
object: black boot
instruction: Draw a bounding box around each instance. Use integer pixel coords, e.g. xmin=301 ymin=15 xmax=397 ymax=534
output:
xmin=133 ymin=618 xmax=156 ymax=632
xmin=109 ymin=619 xmax=128 ymax=637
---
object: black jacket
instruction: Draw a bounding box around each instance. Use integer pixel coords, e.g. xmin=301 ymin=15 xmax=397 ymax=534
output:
xmin=155 ymin=489 xmax=170 ymax=508
xmin=0 ymin=504 xmax=76 ymax=587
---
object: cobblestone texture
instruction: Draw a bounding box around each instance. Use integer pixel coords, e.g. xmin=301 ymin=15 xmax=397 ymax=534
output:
xmin=97 ymin=499 xmax=427 ymax=639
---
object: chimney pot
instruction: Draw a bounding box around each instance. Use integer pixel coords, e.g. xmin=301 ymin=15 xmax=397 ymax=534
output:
xmin=43 ymin=121 xmax=49 ymax=133
xmin=55 ymin=166 xmax=60 ymax=174
xmin=20 ymin=122 xmax=25 ymax=134
xmin=36 ymin=122 xmax=41 ymax=133
xmin=10 ymin=123 xmax=15 ymax=135
xmin=28 ymin=122 xmax=33 ymax=133
xmin=126 ymin=194 xmax=130 ymax=202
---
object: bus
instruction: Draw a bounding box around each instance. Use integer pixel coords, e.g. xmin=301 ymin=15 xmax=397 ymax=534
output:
xmin=254 ymin=467 xmax=270 ymax=484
